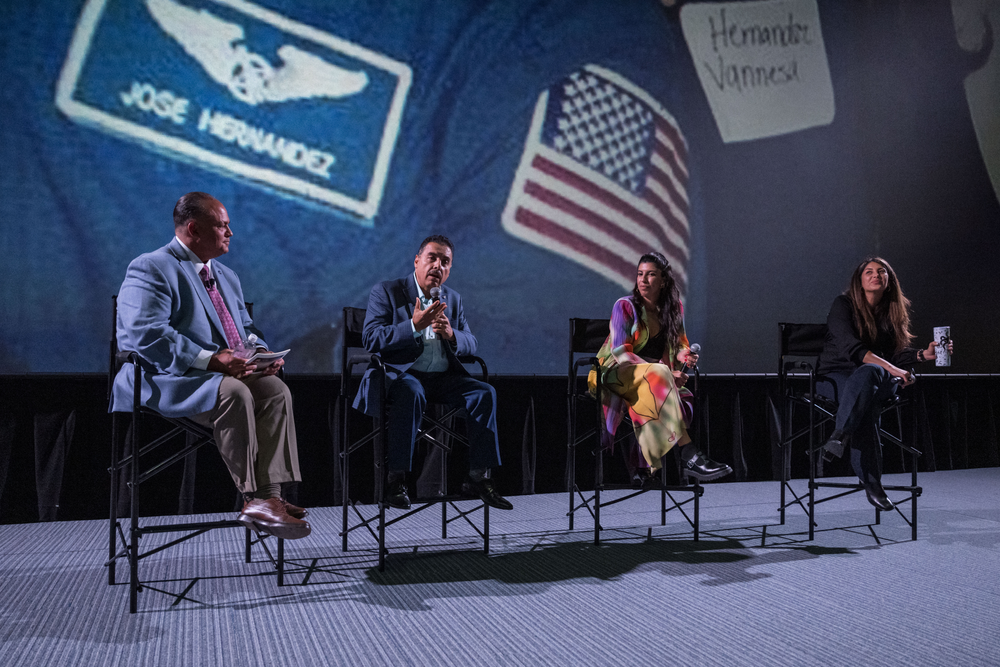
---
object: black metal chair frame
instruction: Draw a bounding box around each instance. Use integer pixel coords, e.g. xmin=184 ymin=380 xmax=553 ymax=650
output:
xmin=777 ymin=322 xmax=922 ymax=541
xmin=107 ymin=296 xmax=285 ymax=613
xmin=565 ymin=317 xmax=703 ymax=545
xmin=338 ymin=306 xmax=490 ymax=571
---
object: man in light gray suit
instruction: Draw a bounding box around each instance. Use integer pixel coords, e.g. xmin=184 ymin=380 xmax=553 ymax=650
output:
xmin=112 ymin=192 xmax=309 ymax=539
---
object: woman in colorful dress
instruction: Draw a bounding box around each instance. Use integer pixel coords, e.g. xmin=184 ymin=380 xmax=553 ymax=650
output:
xmin=591 ymin=251 xmax=732 ymax=483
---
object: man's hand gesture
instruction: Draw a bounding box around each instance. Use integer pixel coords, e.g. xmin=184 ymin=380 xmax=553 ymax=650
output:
xmin=412 ymin=297 xmax=446 ymax=332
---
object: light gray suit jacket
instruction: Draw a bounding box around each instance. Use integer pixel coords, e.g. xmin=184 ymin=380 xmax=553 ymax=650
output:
xmin=111 ymin=238 xmax=266 ymax=417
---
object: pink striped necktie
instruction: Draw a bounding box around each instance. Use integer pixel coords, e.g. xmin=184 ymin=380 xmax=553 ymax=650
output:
xmin=200 ymin=266 xmax=242 ymax=350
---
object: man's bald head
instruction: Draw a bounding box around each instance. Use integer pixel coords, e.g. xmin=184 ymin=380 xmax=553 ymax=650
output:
xmin=173 ymin=191 xmax=222 ymax=230
xmin=173 ymin=192 xmax=232 ymax=262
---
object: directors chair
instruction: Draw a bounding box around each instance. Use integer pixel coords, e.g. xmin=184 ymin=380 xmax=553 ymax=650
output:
xmin=107 ymin=296 xmax=286 ymax=614
xmin=776 ymin=322 xmax=922 ymax=541
xmin=338 ymin=307 xmax=490 ymax=571
xmin=566 ymin=317 xmax=703 ymax=545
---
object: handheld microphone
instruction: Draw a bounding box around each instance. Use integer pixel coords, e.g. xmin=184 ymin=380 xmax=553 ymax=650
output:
xmin=425 ymin=286 xmax=442 ymax=340
xmin=682 ymin=343 xmax=701 ymax=373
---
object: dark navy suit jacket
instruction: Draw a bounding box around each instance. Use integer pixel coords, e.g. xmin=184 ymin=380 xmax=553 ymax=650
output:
xmin=353 ymin=275 xmax=477 ymax=417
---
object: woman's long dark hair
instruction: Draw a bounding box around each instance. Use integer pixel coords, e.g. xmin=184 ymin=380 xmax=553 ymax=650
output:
xmin=846 ymin=256 xmax=914 ymax=352
xmin=631 ymin=251 xmax=683 ymax=354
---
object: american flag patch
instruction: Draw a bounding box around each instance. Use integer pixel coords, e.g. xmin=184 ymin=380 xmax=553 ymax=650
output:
xmin=502 ymin=65 xmax=690 ymax=292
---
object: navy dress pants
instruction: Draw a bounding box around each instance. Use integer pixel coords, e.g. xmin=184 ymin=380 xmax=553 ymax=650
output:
xmin=385 ymin=370 xmax=501 ymax=473
xmin=818 ymin=364 xmax=898 ymax=485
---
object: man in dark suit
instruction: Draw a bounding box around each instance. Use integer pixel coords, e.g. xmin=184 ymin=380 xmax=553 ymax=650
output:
xmin=112 ymin=192 xmax=310 ymax=539
xmin=354 ymin=235 xmax=512 ymax=510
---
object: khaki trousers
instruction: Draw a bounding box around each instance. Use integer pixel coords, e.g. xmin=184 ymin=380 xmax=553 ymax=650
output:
xmin=191 ymin=374 xmax=301 ymax=494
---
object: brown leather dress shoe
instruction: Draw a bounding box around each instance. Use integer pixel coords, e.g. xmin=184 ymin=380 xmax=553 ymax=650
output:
xmin=238 ymin=498 xmax=311 ymax=540
xmin=280 ymin=499 xmax=308 ymax=520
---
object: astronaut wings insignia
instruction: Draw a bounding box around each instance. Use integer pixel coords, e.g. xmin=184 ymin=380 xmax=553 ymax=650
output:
xmin=146 ymin=0 xmax=368 ymax=105
xmin=57 ymin=0 xmax=411 ymax=221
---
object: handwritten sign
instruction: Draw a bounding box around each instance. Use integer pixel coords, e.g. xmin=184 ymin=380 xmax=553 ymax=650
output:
xmin=680 ymin=0 xmax=835 ymax=143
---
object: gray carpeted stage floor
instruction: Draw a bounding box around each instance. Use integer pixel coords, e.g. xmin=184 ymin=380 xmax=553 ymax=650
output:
xmin=1 ymin=468 xmax=998 ymax=667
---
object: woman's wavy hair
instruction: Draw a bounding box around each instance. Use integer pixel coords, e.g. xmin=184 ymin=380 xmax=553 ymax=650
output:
xmin=846 ymin=256 xmax=914 ymax=352
xmin=631 ymin=251 xmax=683 ymax=353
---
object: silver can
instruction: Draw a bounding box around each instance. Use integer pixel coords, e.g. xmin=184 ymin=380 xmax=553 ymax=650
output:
xmin=933 ymin=326 xmax=951 ymax=367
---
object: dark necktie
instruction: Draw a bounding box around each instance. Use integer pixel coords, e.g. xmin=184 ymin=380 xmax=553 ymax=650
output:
xmin=200 ymin=266 xmax=242 ymax=349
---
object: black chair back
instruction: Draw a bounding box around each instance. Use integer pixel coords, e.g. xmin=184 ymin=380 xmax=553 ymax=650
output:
xmin=341 ymin=307 xmax=371 ymax=394
xmin=342 ymin=306 xmax=366 ymax=348
xmin=779 ymin=322 xmax=827 ymax=355
xmin=778 ymin=322 xmax=828 ymax=382
xmin=569 ymin=318 xmax=610 ymax=356
xmin=109 ymin=295 xmax=121 ymax=403
xmin=568 ymin=318 xmax=608 ymax=393
xmin=779 ymin=322 xmax=827 ymax=363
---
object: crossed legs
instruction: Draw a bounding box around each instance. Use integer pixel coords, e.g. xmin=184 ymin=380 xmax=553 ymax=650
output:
xmin=821 ymin=364 xmax=898 ymax=510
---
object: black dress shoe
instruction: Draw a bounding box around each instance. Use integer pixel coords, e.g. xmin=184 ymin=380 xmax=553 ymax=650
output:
xmin=385 ymin=481 xmax=411 ymax=510
xmin=863 ymin=479 xmax=894 ymax=511
xmin=462 ymin=477 xmax=514 ymax=510
xmin=822 ymin=429 xmax=846 ymax=462
xmin=631 ymin=468 xmax=652 ymax=489
xmin=682 ymin=453 xmax=733 ymax=482
xmin=641 ymin=472 xmax=663 ymax=490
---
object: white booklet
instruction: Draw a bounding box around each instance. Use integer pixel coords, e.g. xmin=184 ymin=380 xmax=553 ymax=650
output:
xmin=247 ymin=349 xmax=290 ymax=367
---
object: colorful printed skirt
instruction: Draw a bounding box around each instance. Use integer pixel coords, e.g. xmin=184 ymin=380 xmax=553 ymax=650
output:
xmin=591 ymin=362 xmax=692 ymax=468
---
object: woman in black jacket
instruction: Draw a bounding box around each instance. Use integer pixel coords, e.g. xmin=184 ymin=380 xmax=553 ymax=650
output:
xmin=817 ymin=257 xmax=952 ymax=510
